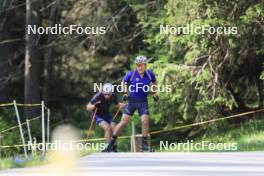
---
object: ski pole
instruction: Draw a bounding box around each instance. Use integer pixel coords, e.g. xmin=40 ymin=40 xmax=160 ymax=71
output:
xmin=113 ymin=106 xmax=122 ymax=120
xmin=87 ymin=108 xmax=98 ymax=138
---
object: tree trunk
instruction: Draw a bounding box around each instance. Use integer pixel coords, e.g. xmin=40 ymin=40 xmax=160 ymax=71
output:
xmin=24 ymin=0 xmax=41 ymax=117
xmin=43 ymin=0 xmax=61 ymax=104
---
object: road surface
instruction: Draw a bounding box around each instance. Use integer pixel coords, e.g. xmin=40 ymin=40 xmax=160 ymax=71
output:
xmin=1 ymin=152 xmax=264 ymax=176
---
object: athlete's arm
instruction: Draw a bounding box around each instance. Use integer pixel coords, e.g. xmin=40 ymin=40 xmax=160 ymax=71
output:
xmin=149 ymin=71 xmax=159 ymax=101
xmin=120 ymin=81 xmax=127 ymax=93
xmin=151 ymin=82 xmax=158 ymax=94
xmin=86 ymin=101 xmax=101 ymax=111
xmin=121 ymin=73 xmax=130 ymax=100
xmin=121 ymin=81 xmax=128 ymax=101
xmin=86 ymin=102 xmax=96 ymax=111
xmin=87 ymin=93 xmax=101 ymax=111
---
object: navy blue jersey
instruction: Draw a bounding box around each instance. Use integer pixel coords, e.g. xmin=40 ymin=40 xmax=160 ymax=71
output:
xmin=123 ymin=69 xmax=156 ymax=100
xmin=89 ymin=92 xmax=118 ymax=116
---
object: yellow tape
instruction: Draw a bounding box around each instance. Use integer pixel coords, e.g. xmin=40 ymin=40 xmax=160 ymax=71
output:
xmin=78 ymin=135 xmax=132 ymax=143
xmin=0 ymin=116 xmax=41 ymax=134
xmin=27 ymin=116 xmax=41 ymax=122
xmin=79 ymin=138 xmax=105 ymax=142
xmin=0 ymin=126 xmax=18 ymax=133
xmin=0 ymin=103 xmax=14 ymax=107
xmin=1 ymin=108 xmax=264 ymax=149
xmin=1 ymin=143 xmax=31 ymax=149
xmin=150 ymin=108 xmax=264 ymax=135
xmin=16 ymin=103 xmax=42 ymax=107
xmin=0 ymin=102 xmax=42 ymax=107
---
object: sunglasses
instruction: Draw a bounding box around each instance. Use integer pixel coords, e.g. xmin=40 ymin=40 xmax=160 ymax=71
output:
xmin=103 ymin=93 xmax=112 ymax=96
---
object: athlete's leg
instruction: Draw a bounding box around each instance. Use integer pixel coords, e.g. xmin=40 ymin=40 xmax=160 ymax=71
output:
xmin=99 ymin=121 xmax=112 ymax=142
xmin=104 ymin=114 xmax=130 ymax=152
xmin=110 ymin=122 xmax=118 ymax=152
xmin=139 ymin=102 xmax=150 ymax=151
xmin=141 ymin=114 xmax=149 ymax=137
xmin=113 ymin=101 xmax=136 ymax=135
xmin=138 ymin=101 xmax=150 ymax=137
xmin=110 ymin=122 xmax=116 ymax=132
xmin=112 ymin=114 xmax=130 ymax=136
xmin=105 ymin=102 xmax=135 ymax=151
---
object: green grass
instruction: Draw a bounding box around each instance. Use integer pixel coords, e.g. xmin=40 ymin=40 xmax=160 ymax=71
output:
xmin=158 ymin=118 xmax=264 ymax=152
xmin=237 ymin=131 xmax=264 ymax=151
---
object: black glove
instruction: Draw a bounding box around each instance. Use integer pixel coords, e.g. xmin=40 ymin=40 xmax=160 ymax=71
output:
xmin=153 ymin=94 xmax=159 ymax=102
xmin=123 ymin=94 xmax=128 ymax=101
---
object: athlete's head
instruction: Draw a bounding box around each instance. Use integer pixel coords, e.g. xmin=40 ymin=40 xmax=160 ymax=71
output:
xmin=102 ymin=83 xmax=113 ymax=99
xmin=135 ymin=55 xmax=147 ymax=74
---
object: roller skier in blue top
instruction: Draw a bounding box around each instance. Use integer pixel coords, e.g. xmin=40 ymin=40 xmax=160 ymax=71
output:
xmin=104 ymin=55 xmax=159 ymax=152
xmin=87 ymin=83 xmax=125 ymax=152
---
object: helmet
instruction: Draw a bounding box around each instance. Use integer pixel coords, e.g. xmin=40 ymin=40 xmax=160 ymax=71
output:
xmin=102 ymin=83 xmax=113 ymax=94
xmin=135 ymin=55 xmax=147 ymax=64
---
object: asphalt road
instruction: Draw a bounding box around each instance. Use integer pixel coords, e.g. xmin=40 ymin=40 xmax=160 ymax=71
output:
xmin=1 ymin=152 xmax=264 ymax=176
